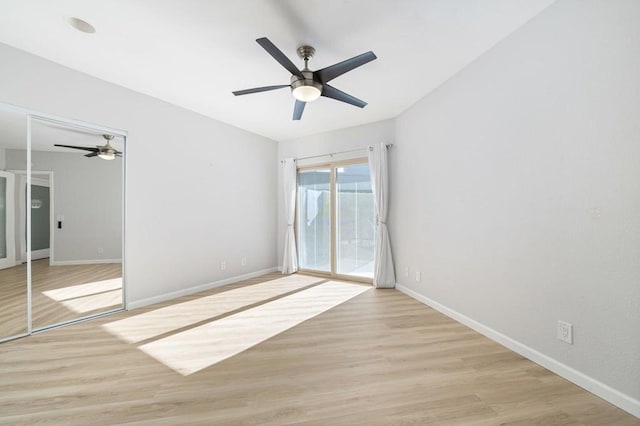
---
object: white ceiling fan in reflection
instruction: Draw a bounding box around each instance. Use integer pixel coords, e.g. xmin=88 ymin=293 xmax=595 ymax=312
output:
xmin=54 ymin=134 xmax=122 ymax=160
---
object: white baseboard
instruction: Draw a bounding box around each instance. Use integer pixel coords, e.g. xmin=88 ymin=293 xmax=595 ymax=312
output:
xmin=395 ymin=284 xmax=640 ymax=419
xmin=51 ymin=259 xmax=122 ymax=266
xmin=127 ymin=267 xmax=279 ymax=310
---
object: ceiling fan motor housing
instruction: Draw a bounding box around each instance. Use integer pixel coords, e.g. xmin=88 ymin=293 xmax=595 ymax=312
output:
xmin=290 ymin=70 xmax=322 ymax=93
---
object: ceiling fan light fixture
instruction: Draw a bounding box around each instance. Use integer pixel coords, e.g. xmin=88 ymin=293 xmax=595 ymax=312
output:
xmin=291 ymin=71 xmax=323 ymax=103
xmin=98 ymin=134 xmax=117 ymax=160
xmin=98 ymin=152 xmax=116 ymax=160
xmin=292 ymin=85 xmax=321 ymax=102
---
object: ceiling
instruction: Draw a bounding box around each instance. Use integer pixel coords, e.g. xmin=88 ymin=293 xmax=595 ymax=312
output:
xmin=0 ymin=0 xmax=556 ymax=141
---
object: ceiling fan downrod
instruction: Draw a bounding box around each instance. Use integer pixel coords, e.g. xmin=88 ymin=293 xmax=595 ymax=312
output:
xmin=297 ymin=45 xmax=316 ymax=71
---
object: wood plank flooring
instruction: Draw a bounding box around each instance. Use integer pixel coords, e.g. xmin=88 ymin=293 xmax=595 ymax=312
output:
xmin=0 ymin=272 xmax=637 ymax=425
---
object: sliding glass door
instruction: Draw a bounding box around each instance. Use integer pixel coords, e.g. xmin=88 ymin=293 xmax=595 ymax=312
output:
xmin=297 ymin=160 xmax=375 ymax=281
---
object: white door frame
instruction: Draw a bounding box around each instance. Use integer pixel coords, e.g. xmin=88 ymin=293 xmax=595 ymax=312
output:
xmin=0 ymin=171 xmax=16 ymax=270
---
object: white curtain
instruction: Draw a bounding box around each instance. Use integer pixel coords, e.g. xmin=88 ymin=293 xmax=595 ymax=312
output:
xmin=282 ymin=158 xmax=298 ymax=274
xmin=368 ymin=143 xmax=396 ymax=288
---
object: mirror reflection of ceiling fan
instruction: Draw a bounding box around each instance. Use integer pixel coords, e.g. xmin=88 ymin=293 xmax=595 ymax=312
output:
xmin=54 ymin=134 xmax=122 ymax=160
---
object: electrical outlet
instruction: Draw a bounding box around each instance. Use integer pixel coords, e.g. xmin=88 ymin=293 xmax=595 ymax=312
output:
xmin=220 ymin=260 xmax=226 ymax=271
xmin=97 ymin=247 xmax=103 ymax=254
xmin=415 ymin=271 xmax=421 ymax=282
xmin=557 ymin=321 xmax=573 ymax=344
xmin=241 ymin=257 xmax=247 ymax=266
xmin=404 ymin=266 xmax=409 ymax=277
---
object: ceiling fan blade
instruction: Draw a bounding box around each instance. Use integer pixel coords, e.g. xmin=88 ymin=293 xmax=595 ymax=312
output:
xmin=233 ymin=85 xmax=290 ymax=96
xmin=256 ymin=37 xmax=304 ymax=78
xmin=316 ymin=51 xmax=377 ymax=83
xmin=85 ymin=152 xmax=98 ymax=157
xmin=293 ymin=100 xmax=306 ymax=120
xmin=54 ymin=144 xmax=98 ymax=152
xmin=321 ymin=84 xmax=367 ymax=108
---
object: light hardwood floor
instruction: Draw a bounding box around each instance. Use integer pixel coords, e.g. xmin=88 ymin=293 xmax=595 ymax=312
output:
xmin=0 ymin=273 xmax=637 ymax=425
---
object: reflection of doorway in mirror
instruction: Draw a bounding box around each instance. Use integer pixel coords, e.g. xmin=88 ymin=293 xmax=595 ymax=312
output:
xmin=30 ymin=184 xmax=50 ymax=260
xmin=12 ymin=172 xmax=54 ymax=264
xmin=28 ymin=176 xmax=51 ymax=262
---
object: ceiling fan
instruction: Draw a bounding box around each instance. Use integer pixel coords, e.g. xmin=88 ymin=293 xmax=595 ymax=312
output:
xmin=233 ymin=37 xmax=377 ymax=120
xmin=54 ymin=134 xmax=121 ymax=160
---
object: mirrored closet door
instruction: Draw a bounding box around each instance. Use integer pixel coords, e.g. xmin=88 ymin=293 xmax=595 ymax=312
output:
xmin=0 ymin=102 xmax=126 ymax=342
xmin=0 ymin=105 xmax=28 ymax=342
xmin=29 ymin=117 xmax=125 ymax=331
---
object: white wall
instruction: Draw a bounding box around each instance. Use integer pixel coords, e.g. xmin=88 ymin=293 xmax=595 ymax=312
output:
xmin=277 ymin=0 xmax=640 ymax=414
xmin=6 ymin=149 xmax=122 ymax=263
xmin=277 ymin=119 xmax=395 ymax=267
xmin=0 ymin=42 xmax=278 ymax=305
xmin=392 ymin=0 xmax=639 ymax=408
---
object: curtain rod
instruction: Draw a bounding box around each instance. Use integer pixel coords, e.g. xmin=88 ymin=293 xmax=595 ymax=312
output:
xmin=281 ymin=143 xmax=393 ymax=163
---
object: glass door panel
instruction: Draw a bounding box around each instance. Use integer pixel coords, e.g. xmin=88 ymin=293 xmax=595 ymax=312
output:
xmin=336 ymin=164 xmax=375 ymax=278
xmin=297 ymin=168 xmax=331 ymax=272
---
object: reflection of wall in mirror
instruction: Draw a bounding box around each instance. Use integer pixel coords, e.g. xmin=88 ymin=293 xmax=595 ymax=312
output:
xmin=5 ymin=149 xmax=122 ymax=264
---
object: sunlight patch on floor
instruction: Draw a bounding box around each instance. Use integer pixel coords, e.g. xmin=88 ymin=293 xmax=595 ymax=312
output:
xmin=102 ymin=274 xmax=325 ymax=343
xmin=50 ymin=289 xmax=122 ymax=313
xmin=42 ymin=278 xmax=123 ymax=313
xmin=138 ymin=281 xmax=370 ymax=375
xmin=43 ymin=278 xmax=122 ymax=300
